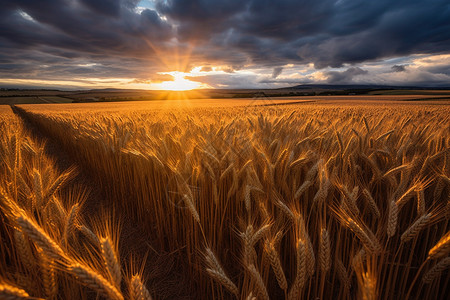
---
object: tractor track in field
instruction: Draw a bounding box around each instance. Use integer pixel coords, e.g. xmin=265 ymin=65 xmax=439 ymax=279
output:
xmin=10 ymin=105 xmax=195 ymax=300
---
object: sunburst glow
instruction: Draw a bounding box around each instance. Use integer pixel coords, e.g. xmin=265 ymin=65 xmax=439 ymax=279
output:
xmin=157 ymin=72 xmax=201 ymax=91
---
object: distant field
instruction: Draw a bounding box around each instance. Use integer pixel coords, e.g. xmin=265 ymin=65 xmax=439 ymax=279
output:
xmin=0 ymin=96 xmax=73 ymax=104
xmin=14 ymin=95 xmax=449 ymax=114
xmin=368 ymin=89 xmax=450 ymax=95
xmin=1 ymin=88 xmax=450 ymax=104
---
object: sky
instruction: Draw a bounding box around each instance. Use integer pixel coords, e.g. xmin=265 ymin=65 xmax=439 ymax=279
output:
xmin=0 ymin=0 xmax=449 ymax=90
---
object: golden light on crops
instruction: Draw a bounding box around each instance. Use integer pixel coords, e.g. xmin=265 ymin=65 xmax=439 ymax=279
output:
xmin=2 ymin=97 xmax=449 ymax=300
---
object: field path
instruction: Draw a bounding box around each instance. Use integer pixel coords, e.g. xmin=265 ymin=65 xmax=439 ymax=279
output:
xmin=10 ymin=105 xmax=195 ymax=300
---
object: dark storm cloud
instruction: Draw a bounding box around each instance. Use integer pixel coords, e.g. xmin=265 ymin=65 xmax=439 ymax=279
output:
xmin=325 ymin=67 xmax=368 ymax=84
xmin=0 ymin=0 xmax=449 ymax=86
xmin=0 ymin=0 xmax=173 ymax=81
xmin=392 ymin=65 xmax=407 ymax=72
xmin=272 ymin=67 xmax=283 ymax=79
xmin=159 ymin=0 xmax=450 ymax=69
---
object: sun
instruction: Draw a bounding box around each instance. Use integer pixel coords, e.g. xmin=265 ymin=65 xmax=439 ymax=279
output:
xmin=159 ymin=72 xmax=201 ymax=91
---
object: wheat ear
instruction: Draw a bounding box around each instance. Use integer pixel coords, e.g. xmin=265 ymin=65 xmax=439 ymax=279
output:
xmin=16 ymin=216 xmax=66 ymax=262
xmin=100 ymin=237 xmax=122 ymax=288
xmin=50 ymin=196 xmax=67 ymax=224
xmin=44 ymin=170 xmax=72 ymax=200
xmin=247 ymin=264 xmax=269 ymax=300
xmin=17 ymin=173 xmax=32 ymax=198
xmin=428 ymin=231 xmax=450 ymax=259
xmin=38 ymin=249 xmax=58 ymax=299
xmin=360 ymin=270 xmax=377 ymax=300
xmin=245 ymin=291 xmax=257 ymax=300
xmin=13 ymin=229 xmax=35 ymax=271
xmin=395 ymin=186 xmax=415 ymax=209
xmin=64 ymin=203 xmax=79 ymax=246
xmin=250 ymin=224 xmax=271 ymax=246
xmin=130 ymin=274 xmax=152 ymax=300
xmin=387 ymin=201 xmax=398 ymax=237
xmin=362 ymin=189 xmax=380 ymax=218
xmin=32 ymin=169 xmax=43 ymax=208
xmin=319 ymin=228 xmax=331 ymax=273
xmin=433 ymin=176 xmax=445 ymax=199
xmin=204 ymin=248 xmax=238 ymax=296
xmin=264 ymin=240 xmax=287 ymax=290
xmin=345 ymin=218 xmax=380 ymax=254
xmin=336 ymin=258 xmax=351 ymax=290
xmin=423 ymin=257 xmax=450 ymax=284
xmin=182 ymin=194 xmax=200 ymax=224
xmin=80 ymin=225 xmax=100 ymax=246
xmin=401 ymin=214 xmax=430 ymax=243
xmin=273 ymin=197 xmax=296 ymax=222
xmin=294 ymin=181 xmax=312 ymax=199
xmin=289 ymin=240 xmax=307 ymax=300
xmin=313 ymin=179 xmax=331 ymax=205
xmin=0 ymin=282 xmax=30 ymax=299
xmin=417 ymin=189 xmax=426 ymax=216
xmin=69 ymin=263 xmax=123 ymax=300
xmin=241 ymin=226 xmax=255 ymax=265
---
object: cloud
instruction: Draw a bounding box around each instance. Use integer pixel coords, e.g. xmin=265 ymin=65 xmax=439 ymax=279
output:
xmin=324 ymin=67 xmax=368 ymax=84
xmin=155 ymin=0 xmax=450 ymax=69
xmin=391 ymin=65 xmax=407 ymax=72
xmin=130 ymin=73 xmax=174 ymax=84
xmin=200 ymin=66 xmax=212 ymax=72
xmin=272 ymin=67 xmax=283 ymax=79
xmin=0 ymin=0 xmax=449 ymax=88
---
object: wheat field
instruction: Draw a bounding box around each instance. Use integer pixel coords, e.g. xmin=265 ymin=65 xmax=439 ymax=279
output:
xmin=1 ymin=99 xmax=449 ymax=299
